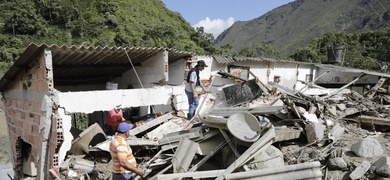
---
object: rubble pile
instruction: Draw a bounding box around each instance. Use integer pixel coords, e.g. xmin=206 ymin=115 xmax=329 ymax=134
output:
xmin=58 ymin=76 xmax=390 ymax=180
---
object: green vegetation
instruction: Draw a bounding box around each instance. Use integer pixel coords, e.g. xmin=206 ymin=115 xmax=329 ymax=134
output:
xmin=0 ymin=0 xmax=221 ymax=76
xmin=0 ymin=0 xmax=389 ymax=76
xmin=215 ymin=0 xmax=390 ymax=57
xmin=291 ymin=28 xmax=390 ymax=72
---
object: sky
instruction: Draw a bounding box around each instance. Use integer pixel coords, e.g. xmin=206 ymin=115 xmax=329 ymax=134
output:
xmin=161 ymin=0 xmax=294 ymax=38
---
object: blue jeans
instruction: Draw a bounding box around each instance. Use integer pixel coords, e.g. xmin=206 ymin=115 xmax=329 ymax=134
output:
xmin=185 ymin=90 xmax=199 ymax=115
xmin=112 ymin=172 xmax=134 ymax=180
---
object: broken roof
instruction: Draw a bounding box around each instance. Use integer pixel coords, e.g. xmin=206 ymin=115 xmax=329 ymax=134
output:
xmin=0 ymin=44 xmax=193 ymax=89
xmin=214 ymin=55 xmax=390 ymax=79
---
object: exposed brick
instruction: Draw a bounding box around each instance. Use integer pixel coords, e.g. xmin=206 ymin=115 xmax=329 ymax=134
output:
xmin=31 ymin=124 xmax=38 ymax=134
xmin=34 ymin=114 xmax=40 ymax=125
xmin=8 ymin=124 xmax=15 ymax=134
xmin=36 ymin=66 xmax=43 ymax=79
xmin=21 ymin=111 xmax=26 ymax=120
xmin=22 ymin=120 xmax=28 ymax=131
xmin=15 ymin=127 xmax=22 ymax=136
xmin=37 ymin=80 xmax=46 ymax=92
xmin=29 ymin=80 xmax=38 ymax=91
xmin=27 ymin=102 xmax=33 ymax=112
xmin=15 ymin=100 xmax=21 ymax=109
xmin=31 ymin=147 xmax=38 ymax=160
xmin=32 ymin=103 xmax=41 ymax=113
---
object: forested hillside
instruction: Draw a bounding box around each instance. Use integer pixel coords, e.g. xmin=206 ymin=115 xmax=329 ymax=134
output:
xmin=215 ymin=0 xmax=390 ymax=57
xmin=0 ymin=0 xmax=220 ymax=76
xmin=1 ymin=0 xmax=390 ymax=76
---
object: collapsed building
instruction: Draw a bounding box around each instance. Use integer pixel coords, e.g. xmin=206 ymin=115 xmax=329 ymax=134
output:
xmin=1 ymin=44 xmax=390 ymax=179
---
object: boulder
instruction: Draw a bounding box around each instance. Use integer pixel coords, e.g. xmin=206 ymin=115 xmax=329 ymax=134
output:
xmin=351 ymin=137 xmax=383 ymax=157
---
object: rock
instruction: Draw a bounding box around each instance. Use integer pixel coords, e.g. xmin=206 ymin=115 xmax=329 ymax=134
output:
xmin=336 ymin=104 xmax=346 ymax=111
xmin=305 ymin=122 xmax=325 ymax=143
xmin=349 ymin=161 xmax=371 ymax=180
xmin=351 ymin=137 xmax=383 ymax=157
xmin=373 ymin=156 xmax=390 ymax=177
xmin=250 ymin=145 xmax=284 ymax=169
xmin=328 ymin=157 xmax=348 ymax=170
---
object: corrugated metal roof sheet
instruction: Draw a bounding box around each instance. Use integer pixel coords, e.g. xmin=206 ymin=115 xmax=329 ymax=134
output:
xmin=314 ymin=64 xmax=390 ymax=78
xmin=213 ymin=56 xmax=235 ymax=64
xmin=213 ymin=55 xmax=315 ymax=65
xmin=0 ymin=44 xmax=194 ymax=89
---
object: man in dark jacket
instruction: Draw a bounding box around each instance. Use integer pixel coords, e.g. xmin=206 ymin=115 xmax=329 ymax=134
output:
xmin=185 ymin=60 xmax=208 ymax=119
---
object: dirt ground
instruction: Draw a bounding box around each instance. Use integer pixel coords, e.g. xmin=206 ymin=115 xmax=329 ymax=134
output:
xmin=0 ymin=104 xmax=12 ymax=164
xmin=324 ymin=121 xmax=390 ymax=179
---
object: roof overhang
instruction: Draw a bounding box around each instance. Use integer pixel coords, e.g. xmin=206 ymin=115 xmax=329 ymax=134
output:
xmin=0 ymin=44 xmax=194 ymax=90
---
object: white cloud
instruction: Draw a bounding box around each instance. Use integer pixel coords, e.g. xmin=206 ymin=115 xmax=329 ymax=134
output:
xmin=193 ymin=17 xmax=235 ymax=39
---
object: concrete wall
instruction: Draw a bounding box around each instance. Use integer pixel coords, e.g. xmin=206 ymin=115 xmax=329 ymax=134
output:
xmin=202 ymin=59 xmax=314 ymax=90
xmin=119 ymin=51 xmax=168 ymax=89
xmin=316 ymin=67 xmax=379 ymax=84
xmin=168 ymin=59 xmax=187 ymax=85
xmin=2 ymin=48 xmax=58 ymax=179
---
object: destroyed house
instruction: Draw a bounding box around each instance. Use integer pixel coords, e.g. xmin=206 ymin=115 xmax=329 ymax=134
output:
xmin=199 ymin=55 xmax=384 ymax=98
xmin=2 ymin=44 xmax=390 ymax=179
xmin=0 ymin=44 xmax=195 ymax=179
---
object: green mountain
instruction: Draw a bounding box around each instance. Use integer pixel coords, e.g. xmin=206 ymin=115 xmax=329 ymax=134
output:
xmin=0 ymin=0 xmax=217 ymax=64
xmin=215 ymin=0 xmax=390 ymax=56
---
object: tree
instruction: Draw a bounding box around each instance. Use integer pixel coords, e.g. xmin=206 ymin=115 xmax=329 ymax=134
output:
xmin=238 ymin=42 xmax=280 ymax=58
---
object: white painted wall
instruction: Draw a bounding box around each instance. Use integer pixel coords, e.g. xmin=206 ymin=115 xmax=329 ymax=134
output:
xmin=118 ymin=51 xmax=167 ymax=89
xmin=202 ymin=59 xmax=312 ymax=90
xmin=168 ymin=59 xmax=186 ymax=85
xmin=57 ymin=86 xmax=185 ymax=113
xmin=316 ymin=68 xmax=378 ymax=84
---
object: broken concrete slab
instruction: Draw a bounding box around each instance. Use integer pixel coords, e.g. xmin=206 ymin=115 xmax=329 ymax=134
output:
xmin=351 ymin=137 xmax=383 ymax=158
xmin=158 ymin=126 xmax=203 ymax=146
xmin=248 ymin=145 xmax=284 ymax=170
xmin=208 ymin=105 xmax=286 ymax=117
xmin=305 ymin=122 xmax=325 ymax=144
xmin=274 ymin=126 xmax=302 ymax=142
xmin=146 ymin=117 xmax=187 ymax=140
xmin=328 ymin=123 xmax=345 ymax=142
xmin=130 ymin=113 xmax=173 ymax=136
xmin=349 ymin=160 xmax=371 ymax=180
xmin=69 ymin=123 xmax=106 ymax=155
xmin=172 ymin=138 xmax=199 ymax=173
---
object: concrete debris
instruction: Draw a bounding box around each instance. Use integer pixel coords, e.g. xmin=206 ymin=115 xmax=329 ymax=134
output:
xmin=328 ymin=157 xmax=348 ymax=170
xmin=373 ymin=156 xmax=390 ymax=177
xmin=351 ymin=137 xmax=383 ymax=157
xmin=248 ymin=145 xmax=284 ymax=169
xmin=45 ymin=72 xmax=390 ymax=180
xmin=349 ymin=160 xmax=371 ymax=180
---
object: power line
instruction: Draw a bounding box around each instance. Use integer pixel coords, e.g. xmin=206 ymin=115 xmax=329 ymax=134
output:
xmin=376 ymin=0 xmax=390 ymax=18
xmin=365 ymin=0 xmax=390 ymax=26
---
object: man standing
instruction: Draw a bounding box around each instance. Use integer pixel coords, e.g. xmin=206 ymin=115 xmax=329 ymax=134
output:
xmin=110 ymin=122 xmax=145 ymax=180
xmin=185 ymin=60 xmax=208 ymax=119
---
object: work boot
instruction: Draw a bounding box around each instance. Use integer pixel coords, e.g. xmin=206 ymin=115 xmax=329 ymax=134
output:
xmin=187 ymin=113 xmax=194 ymax=120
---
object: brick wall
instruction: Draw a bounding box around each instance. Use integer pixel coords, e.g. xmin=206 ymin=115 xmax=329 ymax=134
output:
xmin=3 ymin=49 xmax=58 ymax=178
